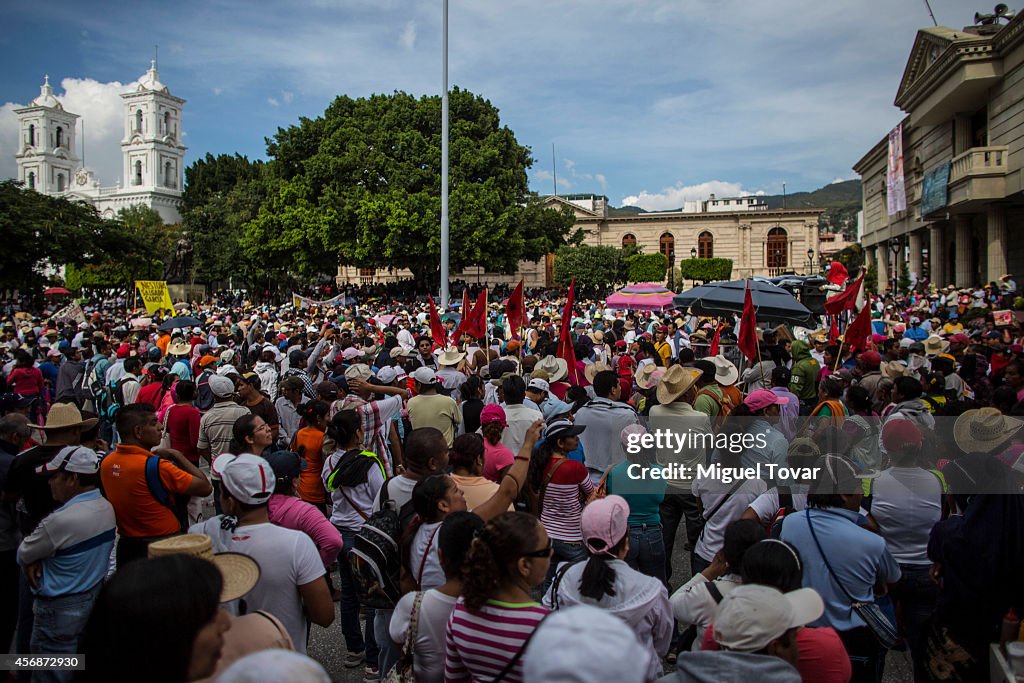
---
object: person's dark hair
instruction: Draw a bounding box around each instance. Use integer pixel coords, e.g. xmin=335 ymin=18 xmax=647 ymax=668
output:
xmin=240 ymin=372 xmax=262 ymax=392
xmin=722 ymin=519 xmax=767 ymax=572
xmin=993 ymin=386 xmax=1017 ymax=414
xmin=894 ymin=376 xmax=922 ymax=400
xmin=694 ymin=360 xmax=716 ymax=384
xmin=175 ymin=379 xmax=196 ymax=402
xmin=298 ymin=400 xmax=330 ymax=425
xmin=115 ymin=402 xmax=156 ymax=436
xmin=845 ymin=384 xmax=872 ymax=413
xmin=462 ymin=512 xmax=542 ymax=612
xmin=481 ymin=420 xmax=504 ymax=446
xmin=819 ymin=377 xmax=843 ymax=399
xmin=404 ymin=427 xmax=448 ymax=474
xmin=13 ymin=349 xmax=31 ymax=367
xmin=678 ymin=347 xmax=696 ymax=364
xmin=578 ymin=530 xmax=628 ymax=601
xmin=717 ymin=404 xmax=753 ymax=467
xmin=229 ymin=414 xmax=260 ymax=454
xmin=450 ymin=433 xmax=485 ymax=473
xmin=741 ymin=539 xmax=804 ymax=593
xmin=77 ymin=554 xmax=222 ymax=683
xmin=565 ymin=385 xmax=590 ymax=413
xmin=124 ymin=357 xmax=142 ymax=374
xmin=327 ymin=409 xmax=361 ymax=448
xmin=501 ymin=375 xmax=526 ymax=405
xmin=771 ymin=365 xmax=791 ymax=387
xmin=592 ymin=370 xmax=619 ymax=398
xmin=412 ymin=474 xmax=452 ymax=524
xmin=439 ymin=511 xmax=485 ymax=578
xmin=460 ymin=375 xmax=483 ymax=401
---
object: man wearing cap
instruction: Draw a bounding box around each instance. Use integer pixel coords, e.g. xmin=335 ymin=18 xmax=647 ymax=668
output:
xmin=194 ymin=354 xmax=220 ymax=412
xmin=435 ymin=349 xmax=468 ymax=402
xmin=575 ymin=370 xmax=641 ymax=486
xmin=408 ymin=367 xmax=460 ymax=448
xmin=198 ymin=375 xmax=251 ymax=502
xmin=17 ymin=446 xmax=115 ymax=670
xmin=664 ymin=584 xmax=824 ymax=682
xmin=497 ymin=375 xmax=544 ymax=456
xmin=282 ymin=349 xmax=317 ymax=401
xmin=191 ymin=453 xmax=334 ymax=654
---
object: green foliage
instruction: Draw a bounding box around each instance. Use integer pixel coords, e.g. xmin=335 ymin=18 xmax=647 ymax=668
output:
xmin=677 ymin=258 xmax=733 ymax=283
xmin=1013 ymin=296 xmax=1024 ymax=311
xmin=552 ymin=244 xmax=628 ymax=294
xmin=831 ymin=243 xmax=864 ymax=272
xmin=625 ymin=252 xmax=668 ymax=283
xmin=898 ymin=262 xmax=911 ymax=293
xmin=865 ymin=262 xmax=878 ymax=293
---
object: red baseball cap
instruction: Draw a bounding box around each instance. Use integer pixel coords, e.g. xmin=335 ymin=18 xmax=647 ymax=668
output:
xmin=882 ymin=419 xmax=923 ymax=452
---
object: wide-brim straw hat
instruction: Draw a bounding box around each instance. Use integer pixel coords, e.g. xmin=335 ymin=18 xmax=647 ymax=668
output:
xmin=880 ymin=361 xmax=908 ymax=378
xmin=923 ymin=335 xmax=950 ymax=357
xmin=710 ymin=355 xmax=739 ymax=386
xmin=148 ymin=534 xmax=260 ymax=603
xmin=584 ymin=362 xmax=611 ymax=384
xmin=954 ymin=407 xmax=1024 ymax=454
xmin=635 ymin=364 xmax=666 ymax=390
xmin=656 ymin=365 xmax=702 ymax=405
xmin=437 ymin=349 xmax=466 ymax=366
xmin=31 ymin=403 xmax=98 ymax=431
xmin=167 ymin=339 xmax=191 ymax=356
xmin=535 ymin=355 xmax=568 ymax=382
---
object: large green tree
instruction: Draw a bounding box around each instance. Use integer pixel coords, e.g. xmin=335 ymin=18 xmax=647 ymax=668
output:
xmin=248 ymin=88 xmax=578 ymax=283
xmin=553 ymin=244 xmax=630 ymax=294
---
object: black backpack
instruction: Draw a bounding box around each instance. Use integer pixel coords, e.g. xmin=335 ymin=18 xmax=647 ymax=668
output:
xmin=347 ymin=477 xmax=417 ymax=609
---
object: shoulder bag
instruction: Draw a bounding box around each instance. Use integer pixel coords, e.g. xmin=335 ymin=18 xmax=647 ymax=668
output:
xmin=384 ymin=591 xmax=423 ymax=683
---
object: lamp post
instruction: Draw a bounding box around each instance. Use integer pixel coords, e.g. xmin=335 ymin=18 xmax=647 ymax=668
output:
xmin=888 ymin=237 xmax=900 ymax=294
xmin=806 ymin=248 xmax=815 ymax=275
xmin=689 ymin=247 xmax=697 ymax=288
xmin=667 ymin=251 xmax=676 ymax=291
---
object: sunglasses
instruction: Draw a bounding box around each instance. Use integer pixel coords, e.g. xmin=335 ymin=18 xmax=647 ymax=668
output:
xmin=520 ymin=541 xmax=553 ymax=559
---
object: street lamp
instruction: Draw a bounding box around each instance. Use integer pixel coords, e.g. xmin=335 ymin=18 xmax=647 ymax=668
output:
xmin=888 ymin=237 xmax=900 ymax=294
xmin=667 ymin=252 xmax=676 ymax=291
xmin=806 ymin=248 xmax=815 ymax=275
xmin=689 ymin=247 xmax=697 ymax=288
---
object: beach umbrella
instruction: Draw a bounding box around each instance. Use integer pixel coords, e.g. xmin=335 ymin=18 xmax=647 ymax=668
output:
xmin=605 ymin=283 xmax=678 ymax=311
xmin=673 ymin=279 xmax=813 ymax=325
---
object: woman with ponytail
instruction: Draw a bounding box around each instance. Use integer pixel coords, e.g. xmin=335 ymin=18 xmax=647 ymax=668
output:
xmin=444 ymin=512 xmax=551 ymax=682
xmin=292 ymin=400 xmax=330 ymax=511
xmin=542 ymin=495 xmax=672 ymax=681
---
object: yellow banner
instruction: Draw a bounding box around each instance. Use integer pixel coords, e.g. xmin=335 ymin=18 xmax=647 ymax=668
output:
xmin=136 ymin=280 xmax=173 ymax=314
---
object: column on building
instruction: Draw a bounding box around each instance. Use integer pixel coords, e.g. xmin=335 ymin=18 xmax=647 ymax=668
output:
xmin=929 ymin=225 xmax=945 ymax=287
xmin=954 ymin=215 xmax=973 ymax=287
xmin=864 ymin=246 xmax=876 ymax=274
xmin=908 ymin=231 xmax=924 ymax=286
xmin=987 ymin=205 xmax=1007 ymax=283
xmin=876 ymin=245 xmax=889 ymax=292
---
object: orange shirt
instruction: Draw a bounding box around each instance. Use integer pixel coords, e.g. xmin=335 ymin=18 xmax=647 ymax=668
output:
xmin=156 ymin=334 xmax=171 ymax=355
xmin=100 ymin=444 xmax=194 ymax=537
xmin=292 ymin=427 xmax=327 ymax=504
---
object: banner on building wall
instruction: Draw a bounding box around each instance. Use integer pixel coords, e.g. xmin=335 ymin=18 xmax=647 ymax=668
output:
xmin=887 ymin=123 xmax=907 ymax=216
xmin=920 ymin=162 xmax=951 ymax=217
xmin=135 ymin=281 xmax=173 ymax=314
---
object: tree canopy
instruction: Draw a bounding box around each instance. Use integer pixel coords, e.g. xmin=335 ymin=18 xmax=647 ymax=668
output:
xmin=677 ymin=258 xmax=733 ymax=283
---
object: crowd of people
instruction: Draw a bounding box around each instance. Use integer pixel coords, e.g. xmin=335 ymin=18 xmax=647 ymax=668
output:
xmin=1 ymin=274 xmax=1023 ymax=683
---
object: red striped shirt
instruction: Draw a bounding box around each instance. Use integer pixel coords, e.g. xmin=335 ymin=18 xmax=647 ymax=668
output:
xmin=539 ymin=457 xmax=594 ymax=541
xmin=444 ymin=599 xmax=548 ymax=682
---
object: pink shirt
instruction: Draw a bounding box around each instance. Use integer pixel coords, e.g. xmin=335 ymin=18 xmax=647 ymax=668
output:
xmin=483 ymin=439 xmax=515 ymax=483
xmin=701 ymin=624 xmax=851 ymax=683
xmin=267 ymin=494 xmax=343 ymax=568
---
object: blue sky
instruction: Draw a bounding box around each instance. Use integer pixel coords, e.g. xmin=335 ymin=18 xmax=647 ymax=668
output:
xmin=1 ymin=0 xmax=969 ymax=210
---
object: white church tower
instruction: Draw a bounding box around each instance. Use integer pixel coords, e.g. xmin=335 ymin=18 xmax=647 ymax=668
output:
xmin=14 ymin=76 xmax=80 ymax=195
xmin=121 ymin=60 xmax=186 ymax=197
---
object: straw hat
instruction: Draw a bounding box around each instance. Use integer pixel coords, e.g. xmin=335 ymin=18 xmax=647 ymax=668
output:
xmin=167 ymin=339 xmax=191 ymax=356
xmin=147 ymin=534 xmax=260 ymax=603
xmin=590 ymin=330 xmax=605 ymax=344
xmin=584 ymin=362 xmax=611 ymax=384
xmin=656 ymin=365 xmax=702 ymax=405
xmin=437 ymin=349 xmax=466 ymax=366
xmin=880 ymin=361 xmax=908 ymax=378
xmin=709 ymin=355 xmax=739 ymax=386
xmin=634 ymin=364 xmax=666 ymax=390
xmin=923 ymin=335 xmax=949 ymax=357
xmin=31 ymin=403 xmax=98 ymax=432
xmin=954 ymin=407 xmax=1024 ymax=454
xmin=535 ymin=355 xmax=569 ymax=382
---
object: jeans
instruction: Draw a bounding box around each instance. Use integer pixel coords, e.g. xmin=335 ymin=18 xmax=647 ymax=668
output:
xmin=375 ymin=608 xmax=396 ymax=677
xmin=1 ymin=549 xmax=18 ymax=655
xmin=336 ymin=528 xmax=378 ymax=662
xmin=544 ymin=539 xmax=588 ymax=592
xmin=891 ymin=564 xmax=939 ymax=682
xmin=626 ymin=523 xmax=667 ymax=587
xmin=659 ymin=492 xmax=701 ymax=583
xmin=689 ymin=552 xmax=711 ymax=577
xmin=30 ymin=582 xmax=103 ymax=683
xmin=15 ymin=572 xmax=34 ymax=683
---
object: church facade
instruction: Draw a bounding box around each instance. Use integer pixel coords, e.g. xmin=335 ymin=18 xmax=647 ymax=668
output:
xmin=14 ymin=64 xmax=186 ymax=224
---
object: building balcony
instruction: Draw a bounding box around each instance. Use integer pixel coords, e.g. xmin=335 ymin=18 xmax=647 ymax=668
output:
xmin=946 ymin=145 xmax=1008 ymax=209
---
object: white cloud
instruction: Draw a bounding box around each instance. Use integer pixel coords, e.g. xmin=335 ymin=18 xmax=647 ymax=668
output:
xmin=595 ymin=173 xmax=607 ymax=191
xmin=400 ymin=21 xmax=417 ymax=50
xmin=621 ymin=180 xmax=762 ymax=211
xmin=282 ymin=91 xmax=294 ymax=104
xmin=0 ymin=77 xmax=136 ymax=187
xmin=267 ymin=97 xmax=280 ymax=107
xmin=212 ymin=87 xmax=223 ymax=96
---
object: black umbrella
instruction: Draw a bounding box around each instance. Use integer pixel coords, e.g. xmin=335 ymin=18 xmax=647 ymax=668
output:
xmin=158 ymin=315 xmax=203 ymax=331
xmin=673 ymin=279 xmax=814 ymax=325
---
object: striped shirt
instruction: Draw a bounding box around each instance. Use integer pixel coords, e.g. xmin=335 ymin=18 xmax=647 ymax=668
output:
xmin=539 ymin=457 xmax=594 ymax=542
xmin=444 ymin=598 xmax=548 ymax=682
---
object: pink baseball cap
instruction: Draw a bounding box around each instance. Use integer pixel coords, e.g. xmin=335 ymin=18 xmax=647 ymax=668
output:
xmin=743 ymin=389 xmax=789 ymax=412
xmin=480 ymin=404 xmax=508 ymax=428
xmin=581 ymin=495 xmax=630 ymax=556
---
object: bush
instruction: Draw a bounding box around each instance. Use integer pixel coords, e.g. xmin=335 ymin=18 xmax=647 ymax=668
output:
xmin=677 ymin=258 xmax=733 ymax=283
xmin=625 ymin=252 xmax=667 ymax=283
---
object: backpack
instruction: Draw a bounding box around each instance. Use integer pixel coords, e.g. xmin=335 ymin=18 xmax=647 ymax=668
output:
xmin=348 ymin=476 xmax=417 ymax=609
xmin=101 ymin=376 xmax=136 ymax=420
xmin=82 ymin=358 xmax=107 ymax=409
xmin=696 ymin=386 xmax=734 ymax=429
xmin=144 ymin=455 xmax=189 ymax=532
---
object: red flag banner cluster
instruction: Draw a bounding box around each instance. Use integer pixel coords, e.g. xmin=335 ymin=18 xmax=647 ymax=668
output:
xmin=427 ymin=295 xmax=448 ymax=348
xmin=843 ymin=302 xmax=873 ymax=353
xmin=506 ymin=279 xmax=525 ymax=339
xmin=556 ymin=279 xmax=580 ymax=384
xmin=823 ymin=274 xmax=864 ymax=316
xmin=452 ymin=290 xmax=488 ymax=345
xmin=737 ymin=280 xmax=759 ymax=361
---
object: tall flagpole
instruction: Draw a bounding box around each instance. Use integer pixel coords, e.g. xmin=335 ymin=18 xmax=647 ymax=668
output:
xmin=440 ymin=0 xmax=451 ymax=309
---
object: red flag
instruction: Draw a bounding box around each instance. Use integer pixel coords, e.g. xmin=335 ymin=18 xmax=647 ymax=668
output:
xmin=829 ymin=317 xmax=840 ymax=344
xmin=506 ymin=279 xmax=525 ymax=339
xmin=427 ymin=295 xmax=448 ymax=349
xmin=844 ymin=303 xmax=873 ymax=353
xmin=708 ymin=326 xmax=721 ymax=356
xmin=737 ymin=281 xmax=759 ymax=361
xmin=557 ymin=279 xmax=580 ymax=384
xmin=823 ymin=274 xmax=863 ymax=315
xmin=461 ymin=290 xmax=488 ymax=340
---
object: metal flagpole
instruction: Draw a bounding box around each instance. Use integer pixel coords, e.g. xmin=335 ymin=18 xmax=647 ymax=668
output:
xmin=440 ymin=0 xmax=451 ymax=309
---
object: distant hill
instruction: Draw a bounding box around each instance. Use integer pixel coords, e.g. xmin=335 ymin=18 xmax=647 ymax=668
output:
xmin=609 ymin=179 xmax=862 ymax=214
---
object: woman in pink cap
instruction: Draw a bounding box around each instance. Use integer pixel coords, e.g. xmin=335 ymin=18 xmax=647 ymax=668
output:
xmin=480 ymin=404 xmax=515 ymax=483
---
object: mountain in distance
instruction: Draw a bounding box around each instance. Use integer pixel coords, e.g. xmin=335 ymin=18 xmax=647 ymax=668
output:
xmin=608 ymin=179 xmax=862 ymax=214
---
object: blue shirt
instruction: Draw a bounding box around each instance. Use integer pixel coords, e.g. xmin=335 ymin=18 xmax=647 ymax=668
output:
xmin=781 ymin=507 xmax=901 ymax=631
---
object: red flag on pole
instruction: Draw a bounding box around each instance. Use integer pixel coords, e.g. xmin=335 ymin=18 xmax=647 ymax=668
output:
xmin=708 ymin=326 xmax=721 ymax=357
xmin=844 ymin=302 xmax=873 ymax=353
xmin=829 ymin=317 xmax=840 ymax=344
xmin=463 ymin=290 xmax=488 ymax=339
xmin=557 ymin=279 xmax=580 ymax=384
xmin=823 ymin=274 xmax=864 ymax=315
xmin=737 ymin=281 xmax=759 ymax=361
xmin=506 ymin=279 xmax=525 ymax=339
xmin=427 ymin=295 xmax=448 ymax=349
xmin=450 ymin=290 xmax=471 ymax=347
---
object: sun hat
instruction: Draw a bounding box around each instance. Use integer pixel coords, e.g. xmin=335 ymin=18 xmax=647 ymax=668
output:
xmin=787 ymin=437 xmax=820 ymax=460
xmin=743 ymin=389 xmax=789 ymax=412
xmin=712 ymin=585 xmax=824 ymax=652
xmin=389 ymin=346 xmax=412 ymax=359
xmin=344 ymin=364 xmax=373 ymax=382
xmin=208 ymin=374 xmax=236 ymax=399
xmin=924 ymin=335 xmax=950 ymax=357
xmin=811 ymin=454 xmax=869 ymax=495
xmin=411 ymin=366 xmax=437 ymax=385
xmin=527 ymin=377 xmax=550 ymax=394
xmin=535 ymin=355 xmax=569 ymax=382
xmin=655 ymin=365 xmax=702 ymax=405
xmin=437 ymin=349 xmax=466 ymax=366
xmin=35 ymin=445 xmax=101 ymax=475
xmin=213 ymin=453 xmax=275 ymax=505
xmin=167 ymin=339 xmax=190 ymax=356
xmin=635 ymin=364 xmax=666 ymax=390
xmin=583 ymin=362 xmax=611 ymax=384
xmin=480 ymin=404 xmax=508 ymax=428
xmin=880 ymin=360 xmax=908 ymax=378
xmin=147 ymin=534 xmax=260 ymax=603
xmin=581 ymin=495 xmax=630 ymax=556
xmin=544 ymin=418 xmax=585 ymax=441
xmin=30 ymin=403 xmax=98 ymax=432
xmin=954 ymin=407 xmax=1024 ymax=453
xmin=709 ymin=355 xmax=739 ymax=386
xmin=881 ymin=419 xmax=923 ymax=452
xmin=505 ymin=340 xmax=522 ymax=354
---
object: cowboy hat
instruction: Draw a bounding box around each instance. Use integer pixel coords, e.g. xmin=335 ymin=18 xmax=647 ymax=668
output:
xmin=535 ymin=355 xmax=568 ymax=382
xmin=31 ymin=403 xmax=98 ymax=432
xmin=954 ymin=407 xmax=1024 ymax=454
xmin=489 ymin=371 xmax=518 ymax=387
xmin=656 ymin=365 xmax=702 ymax=405
xmin=709 ymin=355 xmax=739 ymax=386
xmin=167 ymin=339 xmax=190 ymax=356
xmin=590 ymin=330 xmax=604 ymax=344
xmin=923 ymin=335 xmax=950 ymax=357
xmin=437 ymin=348 xmax=466 ymax=366
xmin=880 ymin=360 xmax=908 ymax=378
xmin=584 ymin=362 xmax=611 ymax=384
xmin=635 ymin=364 xmax=666 ymax=390
xmin=147 ymin=534 xmax=260 ymax=603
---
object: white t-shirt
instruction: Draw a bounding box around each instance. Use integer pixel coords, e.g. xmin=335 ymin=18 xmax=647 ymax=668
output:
xmin=321 ymin=450 xmax=386 ymax=531
xmin=746 ymin=486 xmax=809 ymax=525
xmin=372 ymin=474 xmax=418 ymax=513
xmin=408 ymin=521 xmax=444 ymax=591
xmin=390 ymin=589 xmax=458 ymax=683
xmin=690 ymin=477 xmax=767 ymax=563
xmin=869 ymin=467 xmax=943 ymax=565
xmin=190 ymin=520 xmax=325 ymax=654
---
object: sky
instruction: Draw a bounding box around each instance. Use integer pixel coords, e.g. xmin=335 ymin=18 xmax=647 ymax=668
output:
xmin=0 ymin=0 xmax=970 ymax=210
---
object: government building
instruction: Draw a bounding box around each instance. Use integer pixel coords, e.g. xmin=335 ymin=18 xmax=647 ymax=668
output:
xmin=13 ymin=63 xmax=186 ymax=224
xmin=854 ymin=7 xmax=1024 ymax=289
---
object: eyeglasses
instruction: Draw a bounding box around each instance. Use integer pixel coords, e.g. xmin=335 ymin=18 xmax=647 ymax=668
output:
xmin=520 ymin=542 xmax=553 ymax=559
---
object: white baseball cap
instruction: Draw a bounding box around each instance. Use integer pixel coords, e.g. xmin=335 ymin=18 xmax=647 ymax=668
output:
xmin=376 ymin=366 xmax=406 ymax=384
xmin=713 ymin=585 xmax=823 ymax=651
xmin=411 ymin=367 xmax=436 ymax=385
xmin=527 ymin=378 xmax=550 ymax=393
xmin=36 ymin=445 xmax=101 ymax=475
xmin=213 ymin=453 xmax=274 ymax=505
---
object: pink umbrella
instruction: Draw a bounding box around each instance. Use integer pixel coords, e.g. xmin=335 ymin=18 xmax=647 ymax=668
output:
xmin=605 ymin=283 xmax=678 ymax=311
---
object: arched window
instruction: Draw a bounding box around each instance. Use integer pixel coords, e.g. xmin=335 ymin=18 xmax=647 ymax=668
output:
xmin=164 ymin=161 xmax=174 ymax=188
xmin=28 ymin=124 xmax=35 ymax=147
xmin=56 ymin=173 xmax=65 ymax=192
xmin=622 ymin=233 xmax=637 ymax=248
xmin=135 ymin=109 xmax=143 ymax=133
xmin=659 ymin=232 xmax=675 ymax=260
xmin=698 ymin=231 xmax=714 ymax=259
xmin=134 ymin=160 xmax=143 ymax=186
xmin=27 ymin=172 xmax=35 ymax=190
xmin=55 ymin=127 xmax=63 ymax=148
xmin=163 ymin=111 xmax=171 ymax=136
xmin=767 ymin=227 xmax=788 ymax=269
